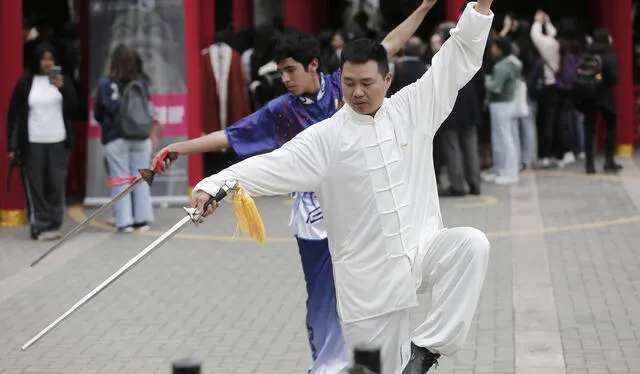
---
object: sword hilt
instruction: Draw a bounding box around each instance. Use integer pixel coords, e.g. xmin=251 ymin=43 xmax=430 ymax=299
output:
xmin=138 ymin=151 xmax=179 ymax=185
xmin=204 ymin=181 xmax=237 ymax=209
xmin=185 ymin=181 xmax=237 ymax=223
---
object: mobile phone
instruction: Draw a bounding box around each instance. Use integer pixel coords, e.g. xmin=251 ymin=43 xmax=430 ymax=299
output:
xmin=50 ymin=66 xmax=62 ymax=81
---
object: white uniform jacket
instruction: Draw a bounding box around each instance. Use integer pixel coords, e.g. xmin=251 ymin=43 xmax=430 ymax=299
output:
xmin=194 ymin=2 xmax=494 ymax=324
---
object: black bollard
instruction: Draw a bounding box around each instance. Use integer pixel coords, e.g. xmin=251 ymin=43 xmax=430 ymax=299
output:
xmin=172 ymin=357 xmax=201 ymax=374
xmin=348 ymin=345 xmax=381 ymax=374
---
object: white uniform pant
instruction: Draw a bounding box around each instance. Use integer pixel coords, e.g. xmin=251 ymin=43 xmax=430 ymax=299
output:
xmin=341 ymin=227 xmax=491 ymax=374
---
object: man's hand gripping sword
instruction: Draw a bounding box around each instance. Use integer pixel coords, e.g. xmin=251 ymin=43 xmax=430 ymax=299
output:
xmin=29 ymin=151 xmax=179 ymax=267
xmin=20 ymin=181 xmax=238 ymax=351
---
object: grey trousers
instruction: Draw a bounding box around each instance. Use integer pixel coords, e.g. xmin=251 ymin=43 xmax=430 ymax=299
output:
xmin=441 ymin=126 xmax=481 ymax=192
xmin=23 ymin=142 xmax=69 ymax=235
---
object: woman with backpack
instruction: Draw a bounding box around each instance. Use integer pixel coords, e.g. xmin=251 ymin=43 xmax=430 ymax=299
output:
xmin=578 ymin=28 xmax=622 ymax=174
xmin=94 ymin=44 xmax=155 ymax=233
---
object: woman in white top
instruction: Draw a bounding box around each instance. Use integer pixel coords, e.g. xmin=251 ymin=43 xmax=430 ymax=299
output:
xmin=7 ymin=42 xmax=78 ymax=241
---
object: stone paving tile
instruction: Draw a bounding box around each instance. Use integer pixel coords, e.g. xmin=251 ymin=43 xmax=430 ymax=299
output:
xmin=0 ymin=153 xmax=639 ymax=373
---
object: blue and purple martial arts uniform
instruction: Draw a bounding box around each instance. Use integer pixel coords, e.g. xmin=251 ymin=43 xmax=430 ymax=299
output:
xmin=225 ymin=70 xmax=347 ymax=373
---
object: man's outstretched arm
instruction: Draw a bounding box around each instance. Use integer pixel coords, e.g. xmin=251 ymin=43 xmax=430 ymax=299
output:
xmin=151 ymin=100 xmax=281 ymax=171
xmin=191 ymin=120 xmax=336 ymax=217
xmin=381 ymin=0 xmax=438 ymax=58
xmin=387 ymin=1 xmax=493 ymax=137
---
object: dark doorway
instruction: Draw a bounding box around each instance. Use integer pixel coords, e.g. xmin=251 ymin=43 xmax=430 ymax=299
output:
xmin=216 ymin=0 xmax=232 ymax=31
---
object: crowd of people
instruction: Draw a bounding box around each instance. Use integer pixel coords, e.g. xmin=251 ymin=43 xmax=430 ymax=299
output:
xmin=211 ymin=8 xmax=623 ymax=199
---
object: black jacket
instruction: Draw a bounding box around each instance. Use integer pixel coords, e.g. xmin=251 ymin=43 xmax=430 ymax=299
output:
xmin=388 ymin=57 xmax=428 ymax=97
xmin=441 ymin=72 xmax=483 ymax=131
xmin=593 ymin=50 xmax=619 ymax=114
xmin=7 ymin=73 xmax=78 ymax=155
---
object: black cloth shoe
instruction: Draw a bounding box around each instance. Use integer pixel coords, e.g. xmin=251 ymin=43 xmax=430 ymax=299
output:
xmin=402 ymin=343 xmax=440 ymax=374
xmin=438 ymin=187 xmax=466 ymax=197
xmin=603 ymin=161 xmax=622 ymax=172
xmin=468 ymin=183 xmax=481 ymax=196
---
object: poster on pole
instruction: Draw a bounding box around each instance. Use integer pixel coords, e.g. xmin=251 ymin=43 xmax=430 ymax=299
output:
xmin=85 ymin=0 xmax=189 ymax=207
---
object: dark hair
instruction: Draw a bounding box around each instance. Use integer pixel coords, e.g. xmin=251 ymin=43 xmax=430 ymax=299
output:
xmin=589 ymin=27 xmax=612 ymax=54
xmin=273 ymin=31 xmax=321 ymax=71
xmin=108 ymin=44 xmax=140 ymax=81
xmin=557 ymin=18 xmax=584 ymax=55
xmin=332 ymin=29 xmax=348 ymax=44
xmin=340 ymin=38 xmax=389 ymax=76
xmin=133 ymin=51 xmax=150 ymax=82
xmin=29 ymin=42 xmax=57 ymax=75
xmin=404 ymin=40 xmax=423 ymax=57
xmin=492 ymin=36 xmax=512 ymax=56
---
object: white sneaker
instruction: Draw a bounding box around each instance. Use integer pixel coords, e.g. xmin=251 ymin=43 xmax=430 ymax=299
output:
xmin=578 ymin=152 xmax=585 ymax=160
xmin=37 ymin=231 xmax=60 ymax=241
xmin=481 ymin=170 xmax=497 ymax=182
xmin=117 ymin=226 xmax=134 ymax=233
xmin=563 ymin=152 xmax=576 ymax=165
xmin=536 ymin=158 xmax=551 ymax=168
xmin=494 ymin=176 xmax=519 ymax=185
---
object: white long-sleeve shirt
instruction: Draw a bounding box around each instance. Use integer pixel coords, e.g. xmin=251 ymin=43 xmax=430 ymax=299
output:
xmin=194 ymin=2 xmax=493 ymax=323
xmin=530 ymin=20 xmax=560 ymax=85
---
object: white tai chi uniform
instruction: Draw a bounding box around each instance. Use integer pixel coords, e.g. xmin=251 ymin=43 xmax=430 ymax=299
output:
xmin=194 ymin=3 xmax=493 ymax=373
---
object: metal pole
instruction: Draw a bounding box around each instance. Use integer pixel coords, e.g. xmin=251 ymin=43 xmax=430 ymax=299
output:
xmin=172 ymin=358 xmax=201 ymax=374
xmin=349 ymin=345 xmax=381 ymax=374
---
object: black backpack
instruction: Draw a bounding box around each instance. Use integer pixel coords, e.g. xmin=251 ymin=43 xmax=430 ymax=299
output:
xmin=117 ymin=80 xmax=153 ymax=140
xmin=572 ymin=53 xmax=603 ymax=104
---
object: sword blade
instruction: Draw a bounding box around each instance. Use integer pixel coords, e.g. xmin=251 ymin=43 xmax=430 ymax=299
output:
xmin=21 ymin=214 xmax=194 ymax=351
xmin=30 ymin=177 xmax=144 ymax=267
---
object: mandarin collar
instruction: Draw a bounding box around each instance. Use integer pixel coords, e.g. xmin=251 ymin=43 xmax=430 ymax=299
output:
xmin=344 ymin=100 xmax=388 ymax=124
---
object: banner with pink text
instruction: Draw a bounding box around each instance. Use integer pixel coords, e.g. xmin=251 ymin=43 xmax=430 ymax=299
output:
xmin=85 ymin=0 xmax=189 ymax=207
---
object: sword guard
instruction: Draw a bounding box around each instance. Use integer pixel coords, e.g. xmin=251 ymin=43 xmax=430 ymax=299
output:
xmin=138 ymin=152 xmax=179 ymax=185
xmin=184 ymin=207 xmax=200 ymax=225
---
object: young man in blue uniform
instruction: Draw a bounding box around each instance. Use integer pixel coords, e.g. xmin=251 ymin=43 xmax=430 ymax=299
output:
xmin=152 ymin=2 xmax=437 ymax=371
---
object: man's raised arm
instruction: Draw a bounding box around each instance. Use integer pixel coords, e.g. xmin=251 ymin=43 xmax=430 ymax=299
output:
xmin=191 ymin=119 xmax=337 ymax=214
xmin=381 ymin=0 xmax=437 ymax=58
xmin=387 ymin=1 xmax=493 ymax=137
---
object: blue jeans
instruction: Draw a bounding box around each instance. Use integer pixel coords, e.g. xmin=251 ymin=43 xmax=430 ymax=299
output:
xmin=104 ymin=138 xmax=154 ymax=229
xmin=571 ymin=109 xmax=585 ymax=155
xmin=489 ymin=101 xmax=519 ymax=178
xmin=516 ymin=113 xmax=536 ymax=168
xmin=296 ymin=237 xmax=348 ymax=374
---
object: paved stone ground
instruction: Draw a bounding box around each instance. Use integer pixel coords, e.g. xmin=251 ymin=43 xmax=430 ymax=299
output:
xmin=1 ymin=153 xmax=640 ymax=374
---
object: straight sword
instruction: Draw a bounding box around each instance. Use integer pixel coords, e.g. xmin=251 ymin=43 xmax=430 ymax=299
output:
xmin=20 ymin=181 xmax=236 ymax=351
xmin=29 ymin=152 xmax=178 ymax=267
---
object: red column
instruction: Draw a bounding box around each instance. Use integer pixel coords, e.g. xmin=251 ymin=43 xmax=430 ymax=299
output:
xmin=185 ymin=0 xmax=205 ymax=192
xmin=313 ymin=0 xmax=329 ymax=34
xmin=0 ymin=0 xmax=26 ymax=227
xmin=233 ymin=0 xmax=253 ymax=32
xmin=446 ymin=0 xmax=467 ymax=22
xmin=283 ymin=0 xmax=313 ymax=34
xmin=201 ymin=0 xmax=215 ymax=47
xmin=609 ymin=0 xmax=635 ymax=156
xmin=66 ymin=0 xmax=89 ymax=198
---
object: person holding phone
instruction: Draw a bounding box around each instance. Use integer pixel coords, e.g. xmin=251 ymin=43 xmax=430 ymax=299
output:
xmin=6 ymin=42 xmax=78 ymax=240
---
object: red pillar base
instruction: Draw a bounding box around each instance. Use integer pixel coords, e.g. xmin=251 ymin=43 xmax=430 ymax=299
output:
xmin=0 ymin=0 xmax=26 ymax=226
xmin=609 ymin=0 xmax=634 ymax=157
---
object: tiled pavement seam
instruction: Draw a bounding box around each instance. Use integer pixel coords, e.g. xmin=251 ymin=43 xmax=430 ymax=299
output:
xmin=510 ymin=171 xmax=567 ymax=374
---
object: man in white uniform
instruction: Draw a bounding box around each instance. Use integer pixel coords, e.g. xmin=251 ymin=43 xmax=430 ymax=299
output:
xmin=192 ymin=1 xmax=494 ymax=373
